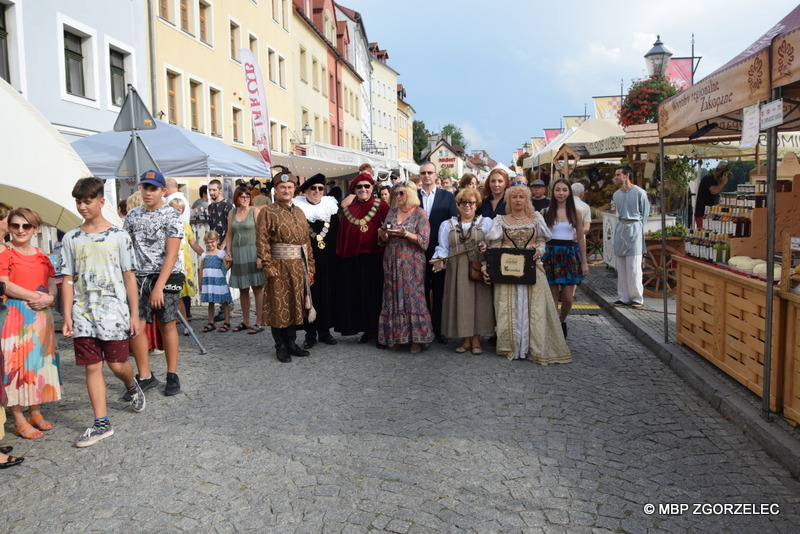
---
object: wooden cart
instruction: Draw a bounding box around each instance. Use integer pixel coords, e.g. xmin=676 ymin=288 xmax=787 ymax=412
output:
xmin=642 ymin=238 xmax=685 ymax=298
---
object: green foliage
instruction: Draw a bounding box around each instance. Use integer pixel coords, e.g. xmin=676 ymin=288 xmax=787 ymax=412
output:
xmin=646 ymin=224 xmax=689 ymax=240
xmin=618 ymin=76 xmax=681 ymax=126
xmin=441 ymin=123 xmax=467 ymax=149
xmin=413 ymin=120 xmax=429 ymax=163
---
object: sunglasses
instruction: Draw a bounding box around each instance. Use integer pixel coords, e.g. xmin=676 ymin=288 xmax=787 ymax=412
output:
xmin=308 ymin=185 xmax=325 ymax=191
xmin=204 ymin=241 xmax=217 ymax=245
xmin=354 ymin=183 xmax=371 ymax=190
xmin=458 ymin=201 xmax=476 ymax=207
xmin=394 ymin=191 xmax=406 ymax=196
xmin=420 ymin=171 xmax=435 ymax=175
xmin=9 ymin=223 xmax=33 ymax=230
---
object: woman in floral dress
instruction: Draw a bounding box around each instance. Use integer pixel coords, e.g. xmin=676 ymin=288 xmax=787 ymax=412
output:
xmin=1 ymin=208 xmax=61 ymax=439
xmin=377 ymin=181 xmax=433 ymax=353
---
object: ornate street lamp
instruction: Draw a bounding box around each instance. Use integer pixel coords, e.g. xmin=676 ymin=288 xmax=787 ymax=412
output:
xmin=302 ymin=122 xmax=312 ymax=144
xmin=644 ymin=35 xmax=673 ymax=77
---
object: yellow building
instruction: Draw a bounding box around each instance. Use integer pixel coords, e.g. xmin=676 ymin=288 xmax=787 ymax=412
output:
xmin=396 ymin=84 xmax=414 ymax=162
xmin=369 ymin=43 xmax=399 ymax=160
xmin=151 ymin=0 xmax=295 ymax=163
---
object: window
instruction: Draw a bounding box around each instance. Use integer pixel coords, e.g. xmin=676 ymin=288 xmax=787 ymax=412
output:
xmin=159 ymin=0 xmax=170 ymax=20
xmin=301 ymin=108 xmax=308 ymax=135
xmin=180 ymin=0 xmax=191 ymax=32
xmin=189 ymin=80 xmax=200 ymax=131
xmin=0 ymin=5 xmax=9 ymax=83
xmin=272 ymin=0 xmax=280 ymax=23
xmin=278 ymin=56 xmax=286 ymax=88
xmin=64 ymin=30 xmax=85 ymax=97
xmin=280 ymin=125 xmax=288 ymax=153
xmin=198 ymin=1 xmax=210 ymax=44
xmin=209 ymin=87 xmax=220 ymax=136
xmin=281 ymin=0 xmax=288 ymax=30
xmin=267 ymin=49 xmax=275 ymax=83
xmin=229 ymin=20 xmax=240 ymax=61
xmin=167 ymin=71 xmax=179 ymax=124
xmin=321 ymin=66 xmax=327 ymax=97
xmin=249 ymin=34 xmax=257 ymax=54
xmin=109 ymin=48 xmax=126 ymax=106
xmin=311 ymin=57 xmax=318 ymax=90
xmin=270 ymin=121 xmax=278 ymax=152
xmin=314 ymin=115 xmax=320 ymax=141
xmin=299 ymin=47 xmax=307 ymax=82
xmin=232 ymin=107 xmax=242 ymax=142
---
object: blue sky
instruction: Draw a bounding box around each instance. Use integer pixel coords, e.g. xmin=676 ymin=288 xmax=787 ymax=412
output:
xmin=341 ymin=0 xmax=798 ymax=165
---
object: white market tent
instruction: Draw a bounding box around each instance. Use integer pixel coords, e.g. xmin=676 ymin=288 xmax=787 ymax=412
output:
xmin=0 ymin=78 xmax=121 ymax=232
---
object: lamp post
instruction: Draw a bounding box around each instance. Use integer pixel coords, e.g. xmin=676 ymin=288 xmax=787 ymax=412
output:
xmin=302 ymin=122 xmax=312 ymax=144
xmin=644 ymin=35 xmax=673 ymax=77
xmin=523 ymin=141 xmax=531 ymax=153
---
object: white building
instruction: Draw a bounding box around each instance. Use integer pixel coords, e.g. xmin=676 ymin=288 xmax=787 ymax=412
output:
xmin=368 ymin=42 xmax=398 ymax=161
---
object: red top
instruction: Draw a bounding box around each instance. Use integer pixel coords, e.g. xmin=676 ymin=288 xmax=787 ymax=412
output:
xmin=336 ymin=197 xmax=390 ymax=257
xmin=0 ymin=248 xmax=56 ymax=291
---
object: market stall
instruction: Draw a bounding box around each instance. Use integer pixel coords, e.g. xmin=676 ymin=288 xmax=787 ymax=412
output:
xmin=657 ymin=5 xmax=800 ymax=421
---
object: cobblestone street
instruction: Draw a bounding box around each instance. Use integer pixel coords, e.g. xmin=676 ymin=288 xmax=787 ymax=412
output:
xmin=3 ymin=292 xmax=800 ymax=533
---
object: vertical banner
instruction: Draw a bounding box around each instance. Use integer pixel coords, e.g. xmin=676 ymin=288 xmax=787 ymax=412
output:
xmin=543 ymin=128 xmax=562 ymax=145
xmin=563 ymin=116 xmax=587 ymax=129
xmin=240 ymin=48 xmax=273 ymax=177
xmin=530 ymin=137 xmax=546 ymax=154
xmin=740 ymin=103 xmax=760 ymax=148
xmin=593 ymin=96 xmax=622 ymax=120
xmin=666 ymin=57 xmax=693 ymax=89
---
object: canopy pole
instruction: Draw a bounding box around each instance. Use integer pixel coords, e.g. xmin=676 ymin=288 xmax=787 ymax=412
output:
xmin=659 ymin=139 xmax=669 ymax=342
xmin=761 ymin=101 xmax=779 ymax=421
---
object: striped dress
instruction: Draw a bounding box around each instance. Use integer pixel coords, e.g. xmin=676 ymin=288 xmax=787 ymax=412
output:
xmin=200 ymin=250 xmax=233 ymax=304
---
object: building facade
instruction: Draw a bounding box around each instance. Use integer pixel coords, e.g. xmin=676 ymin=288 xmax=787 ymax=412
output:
xmin=368 ymin=43 xmax=398 ymax=160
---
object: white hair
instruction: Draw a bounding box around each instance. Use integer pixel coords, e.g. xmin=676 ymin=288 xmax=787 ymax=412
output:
xmin=571 ymin=182 xmax=585 ymax=196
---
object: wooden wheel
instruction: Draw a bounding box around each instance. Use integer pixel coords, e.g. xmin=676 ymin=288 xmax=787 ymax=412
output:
xmin=642 ymin=244 xmax=680 ymax=298
xmin=586 ymin=226 xmax=604 ymax=265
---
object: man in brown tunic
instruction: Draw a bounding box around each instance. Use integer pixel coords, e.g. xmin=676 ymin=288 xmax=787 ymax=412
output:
xmin=256 ymin=170 xmax=316 ymax=362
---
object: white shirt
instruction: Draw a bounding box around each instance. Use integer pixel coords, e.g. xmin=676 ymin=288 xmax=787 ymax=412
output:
xmin=420 ymin=186 xmax=437 ymax=216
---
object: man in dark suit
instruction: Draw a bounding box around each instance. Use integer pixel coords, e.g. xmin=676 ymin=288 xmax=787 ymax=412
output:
xmin=418 ymin=161 xmax=457 ymax=344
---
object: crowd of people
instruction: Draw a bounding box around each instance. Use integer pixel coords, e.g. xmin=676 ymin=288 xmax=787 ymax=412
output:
xmin=0 ymin=162 xmax=613 ymax=461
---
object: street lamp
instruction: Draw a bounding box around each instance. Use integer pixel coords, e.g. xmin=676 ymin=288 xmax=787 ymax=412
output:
xmin=644 ymin=35 xmax=673 ymax=77
xmin=523 ymin=141 xmax=531 ymax=153
xmin=302 ymin=122 xmax=312 ymax=144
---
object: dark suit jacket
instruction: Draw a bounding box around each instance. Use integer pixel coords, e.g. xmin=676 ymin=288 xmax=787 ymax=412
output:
xmin=419 ymin=187 xmax=457 ymax=260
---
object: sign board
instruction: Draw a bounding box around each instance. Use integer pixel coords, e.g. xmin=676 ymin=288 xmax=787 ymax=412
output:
xmin=114 ymin=86 xmax=156 ymax=132
xmin=791 ymin=236 xmax=800 ymax=251
xmin=115 ymin=133 xmax=160 ymax=178
xmin=486 ymin=248 xmax=537 ymax=285
xmin=740 ymin=103 xmax=760 ymax=148
xmin=761 ymin=99 xmax=784 ymax=130
xmin=586 ymin=135 xmax=625 ymax=156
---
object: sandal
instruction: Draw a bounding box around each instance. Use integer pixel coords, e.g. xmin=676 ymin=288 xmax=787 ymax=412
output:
xmin=28 ymin=413 xmax=54 ymax=431
xmin=202 ymin=323 xmax=216 ymax=333
xmin=455 ymin=344 xmax=471 ymax=354
xmin=218 ymin=322 xmax=231 ymax=333
xmin=232 ymin=322 xmax=249 ymax=332
xmin=248 ymin=325 xmax=264 ymax=335
xmin=0 ymin=455 xmax=24 ymax=468
xmin=14 ymin=422 xmax=44 ymax=440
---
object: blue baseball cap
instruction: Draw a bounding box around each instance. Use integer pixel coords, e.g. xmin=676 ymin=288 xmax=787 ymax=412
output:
xmin=140 ymin=170 xmax=166 ymax=187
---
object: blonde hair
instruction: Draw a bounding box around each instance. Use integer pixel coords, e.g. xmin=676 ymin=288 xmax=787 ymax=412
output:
xmin=455 ymin=188 xmax=482 ymax=208
xmin=168 ymin=197 xmax=186 ymax=213
xmin=0 ymin=202 xmax=12 ymax=222
xmin=503 ymin=183 xmax=534 ymax=219
xmin=204 ymin=230 xmax=220 ymax=243
xmin=126 ymin=191 xmax=143 ymax=211
xmin=8 ymin=207 xmax=43 ymax=228
xmin=392 ymin=180 xmax=420 ymax=209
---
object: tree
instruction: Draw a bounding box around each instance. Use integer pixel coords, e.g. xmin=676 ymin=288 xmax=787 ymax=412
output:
xmin=441 ymin=123 xmax=467 ymax=149
xmin=413 ymin=120 xmax=429 ymax=163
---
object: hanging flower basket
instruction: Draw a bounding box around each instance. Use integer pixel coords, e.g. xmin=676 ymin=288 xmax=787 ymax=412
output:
xmin=618 ymin=76 xmax=682 ymax=127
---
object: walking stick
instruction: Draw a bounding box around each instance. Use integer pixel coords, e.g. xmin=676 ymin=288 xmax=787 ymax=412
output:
xmin=177 ymin=310 xmax=207 ymax=354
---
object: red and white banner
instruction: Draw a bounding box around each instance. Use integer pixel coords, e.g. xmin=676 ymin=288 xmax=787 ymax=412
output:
xmin=666 ymin=57 xmax=693 ymax=89
xmin=239 ymin=48 xmax=272 ymax=177
xmin=543 ymin=128 xmax=561 ymax=145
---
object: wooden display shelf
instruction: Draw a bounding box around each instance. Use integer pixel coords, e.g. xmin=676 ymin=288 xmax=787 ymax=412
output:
xmin=675 ymin=255 xmax=785 ymax=411
xmin=780 ymin=291 xmax=800 ymax=425
xmin=730 ymin=175 xmax=800 ymax=260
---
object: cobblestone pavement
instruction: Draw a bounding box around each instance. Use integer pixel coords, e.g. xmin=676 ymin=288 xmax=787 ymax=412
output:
xmin=3 ymin=295 xmax=800 ymax=533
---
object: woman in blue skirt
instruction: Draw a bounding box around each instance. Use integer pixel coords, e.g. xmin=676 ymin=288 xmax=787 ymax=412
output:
xmin=542 ymin=179 xmax=589 ymax=339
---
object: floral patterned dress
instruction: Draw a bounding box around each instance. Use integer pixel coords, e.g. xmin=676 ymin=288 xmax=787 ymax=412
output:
xmin=0 ymin=248 xmax=61 ymax=407
xmin=378 ymin=207 xmax=434 ymax=346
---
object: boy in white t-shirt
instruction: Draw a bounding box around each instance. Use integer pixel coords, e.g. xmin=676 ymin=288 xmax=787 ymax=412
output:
xmin=62 ymin=177 xmax=144 ymax=447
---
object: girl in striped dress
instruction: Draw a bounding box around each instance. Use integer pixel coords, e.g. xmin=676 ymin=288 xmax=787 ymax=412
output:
xmin=199 ymin=231 xmax=233 ymax=332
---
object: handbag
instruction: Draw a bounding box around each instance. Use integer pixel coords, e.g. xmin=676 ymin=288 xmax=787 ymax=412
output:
xmin=469 ymin=261 xmax=484 ymax=282
xmin=486 ymin=227 xmax=538 ymax=285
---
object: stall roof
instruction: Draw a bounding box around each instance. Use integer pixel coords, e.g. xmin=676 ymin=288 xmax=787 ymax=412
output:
xmin=529 ymin=119 xmax=624 ymax=167
xmin=659 ymin=5 xmax=800 ymax=138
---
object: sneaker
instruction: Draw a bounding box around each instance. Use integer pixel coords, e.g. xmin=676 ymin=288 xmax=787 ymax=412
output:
xmin=75 ymin=425 xmax=114 ymax=448
xmin=165 ymin=372 xmax=181 ymax=396
xmin=613 ymin=300 xmax=631 ymax=306
xmin=129 ymin=381 xmax=146 ymax=413
xmin=123 ymin=373 xmax=160 ymax=401
xmin=630 ymin=301 xmax=644 ymax=308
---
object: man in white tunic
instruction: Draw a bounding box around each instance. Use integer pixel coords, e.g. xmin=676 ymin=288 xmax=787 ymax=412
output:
xmin=612 ymin=165 xmax=649 ymax=307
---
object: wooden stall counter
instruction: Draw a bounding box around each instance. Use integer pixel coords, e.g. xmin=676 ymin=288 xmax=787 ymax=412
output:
xmin=675 ymin=254 xmax=784 ymax=411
